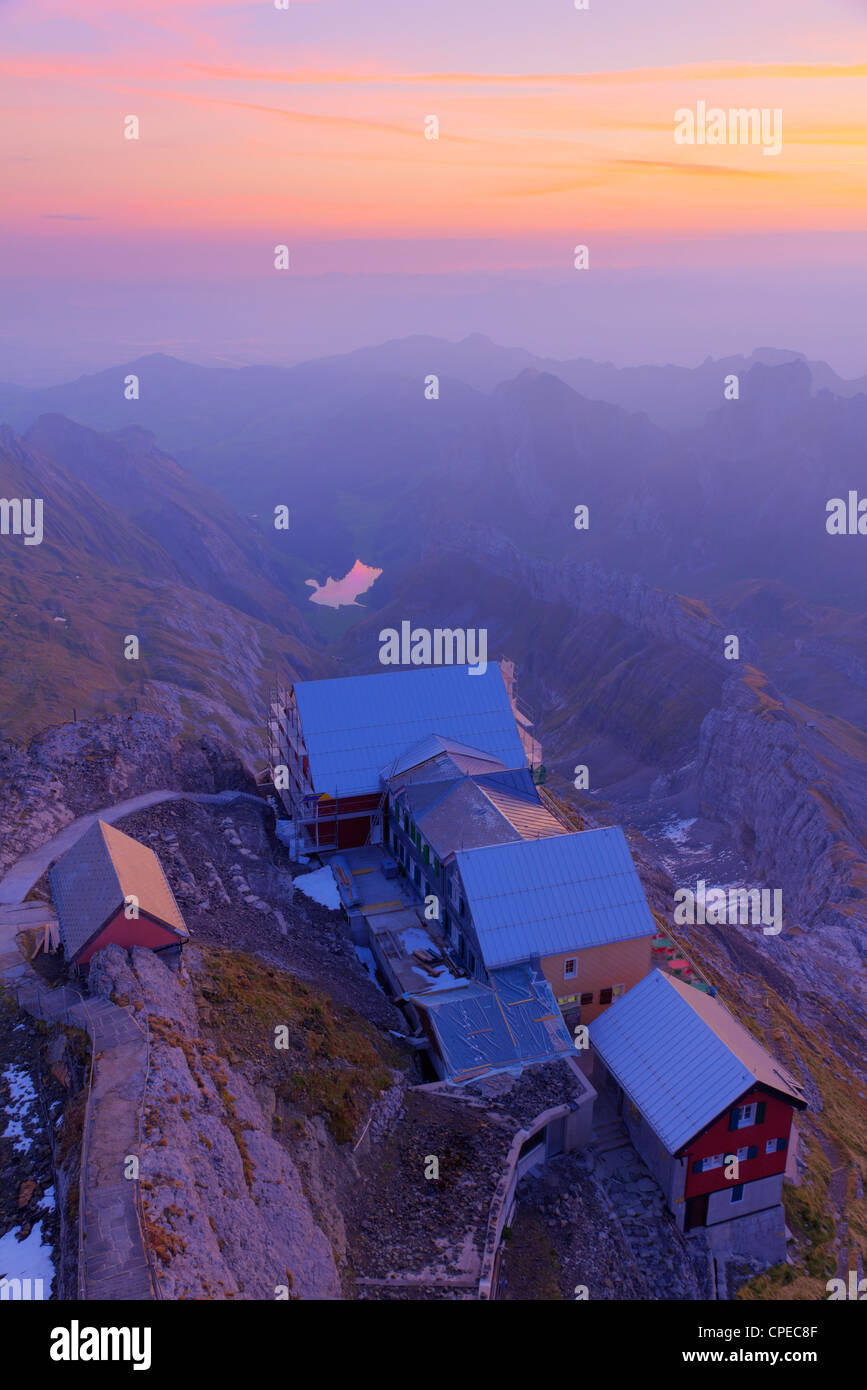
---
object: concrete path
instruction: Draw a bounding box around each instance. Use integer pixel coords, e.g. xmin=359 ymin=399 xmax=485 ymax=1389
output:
xmin=0 ymin=788 xmax=267 ymax=905
xmin=0 ymin=785 xmax=270 ymax=1298
xmin=0 ymin=913 xmax=156 ymax=1299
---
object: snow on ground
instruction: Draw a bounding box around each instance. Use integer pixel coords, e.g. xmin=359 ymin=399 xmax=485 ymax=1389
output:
xmin=398 ymin=925 xmax=436 ymax=954
xmin=274 ymin=819 xmax=311 ymax=863
xmin=38 ymin=1186 xmax=56 ymax=1213
xmin=658 ymin=817 xmax=698 ymax=845
xmin=353 ymin=945 xmax=385 ymax=993
xmin=415 ymin=969 xmax=471 ymax=994
xmin=294 ymin=865 xmax=341 ymax=910
xmin=1 ymin=1064 xmax=38 ymax=1154
xmin=0 ymin=1220 xmax=53 ymax=1295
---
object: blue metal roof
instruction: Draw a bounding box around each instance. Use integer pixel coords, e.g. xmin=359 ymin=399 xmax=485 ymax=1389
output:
xmin=292 ymin=665 xmax=527 ymax=797
xmin=589 ymin=970 xmax=805 ymax=1153
xmin=455 ymin=826 xmax=656 ymax=969
xmin=413 ymin=963 xmax=573 ymax=1085
xmin=383 ymin=734 xmax=506 ymax=781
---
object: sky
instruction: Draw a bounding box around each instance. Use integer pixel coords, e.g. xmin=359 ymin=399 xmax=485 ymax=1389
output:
xmin=1 ymin=0 xmax=866 ymax=381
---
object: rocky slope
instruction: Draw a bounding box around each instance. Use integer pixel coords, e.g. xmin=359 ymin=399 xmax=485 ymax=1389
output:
xmin=0 ymin=712 xmax=252 ymax=877
xmin=0 ymin=427 xmax=326 ymax=749
xmin=89 ymin=944 xmax=341 ymax=1300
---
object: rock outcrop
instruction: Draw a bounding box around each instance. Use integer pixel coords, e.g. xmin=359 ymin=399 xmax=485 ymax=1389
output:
xmin=89 ymin=944 xmax=341 ymax=1301
xmin=0 ymin=712 xmax=251 ymax=876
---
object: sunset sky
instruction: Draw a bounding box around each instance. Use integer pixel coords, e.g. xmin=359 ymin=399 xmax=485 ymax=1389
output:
xmin=2 ymin=0 xmax=866 ymax=379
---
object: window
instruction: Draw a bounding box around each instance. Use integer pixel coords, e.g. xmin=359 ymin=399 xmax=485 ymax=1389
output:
xmin=729 ymin=1101 xmax=765 ymax=1130
xmin=423 ymin=845 xmax=430 ymax=864
xmin=766 ymin=1138 xmax=788 ymax=1155
xmin=611 ymin=983 xmax=625 ymax=1000
xmin=701 ymin=1153 xmax=724 ymax=1172
xmin=736 ymin=1146 xmax=749 ymax=1162
xmin=580 ymin=991 xmax=594 ymax=1006
xmin=730 ymin=1184 xmax=745 ymax=1203
xmin=459 ymin=896 xmax=466 ymax=918
xmin=599 ymin=987 xmax=613 ymax=1006
xmin=564 ymin=957 xmax=577 ymax=979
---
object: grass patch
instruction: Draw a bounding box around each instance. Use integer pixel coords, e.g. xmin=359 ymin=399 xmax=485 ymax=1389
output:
xmin=193 ymin=946 xmax=404 ymax=1145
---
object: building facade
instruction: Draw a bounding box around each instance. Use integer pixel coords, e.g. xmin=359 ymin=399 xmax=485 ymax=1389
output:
xmin=590 ymin=970 xmax=807 ymax=1264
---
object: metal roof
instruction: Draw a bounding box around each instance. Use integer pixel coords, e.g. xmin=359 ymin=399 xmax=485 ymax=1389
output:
xmin=49 ymin=819 xmax=188 ymax=962
xmin=455 ymin=826 xmax=656 ymax=969
xmin=383 ymin=734 xmax=507 ymax=782
xmin=413 ymin=963 xmax=574 ymax=1085
xmin=404 ymin=770 xmax=565 ymax=860
xmin=589 ymin=970 xmax=807 ymax=1153
xmin=292 ymin=665 xmax=527 ymax=797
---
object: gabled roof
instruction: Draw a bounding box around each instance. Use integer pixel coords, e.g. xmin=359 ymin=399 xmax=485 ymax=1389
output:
xmin=413 ymin=963 xmax=574 ymax=1084
xmin=589 ymin=970 xmax=807 ymax=1153
xmin=455 ymin=825 xmax=656 ymax=969
xmin=403 ymin=769 xmax=565 ymax=860
xmin=49 ymin=819 xmax=188 ymax=962
xmin=292 ymin=665 xmax=527 ymax=797
xmin=383 ymin=734 xmax=507 ymax=783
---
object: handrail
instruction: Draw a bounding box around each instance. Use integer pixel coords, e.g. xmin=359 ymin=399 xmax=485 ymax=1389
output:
xmin=75 ymin=995 xmax=96 ymax=1301
xmin=130 ymin=1010 xmax=161 ymax=1299
xmin=9 ymin=977 xmax=158 ymax=1300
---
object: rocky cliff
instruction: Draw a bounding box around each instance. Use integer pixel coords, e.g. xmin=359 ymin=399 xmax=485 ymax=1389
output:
xmin=88 ymin=944 xmax=342 ymax=1300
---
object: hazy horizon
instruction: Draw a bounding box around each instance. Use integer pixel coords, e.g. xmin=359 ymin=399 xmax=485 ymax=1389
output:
xmin=3 ymin=0 xmax=865 ymax=383
xmin=2 ymin=303 xmax=866 ymax=390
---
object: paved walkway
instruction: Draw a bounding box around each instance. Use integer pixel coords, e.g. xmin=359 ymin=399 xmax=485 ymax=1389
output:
xmin=0 ymin=921 xmax=155 ymax=1299
xmin=0 ymin=788 xmax=267 ymax=904
xmin=0 ymin=785 xmax=270 ymax=1299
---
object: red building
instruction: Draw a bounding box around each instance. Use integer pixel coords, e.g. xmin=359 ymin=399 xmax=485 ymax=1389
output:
xmin=49 ymin=819 xmax=189 ymax=971
xmin=590 ymin=970 xmax=807 ymax=1263
xmin=269 ymin=664 xmax=530 ymax=853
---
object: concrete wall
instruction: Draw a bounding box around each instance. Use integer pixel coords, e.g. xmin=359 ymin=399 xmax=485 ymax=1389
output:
xmin=706 ymin=1172 xmax=784 ymax=1227
xmin=698 ymin=1201 xmax=789 ymax=1269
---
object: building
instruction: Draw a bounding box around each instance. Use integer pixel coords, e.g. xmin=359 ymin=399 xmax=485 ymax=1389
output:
xmin=412 ymin=963 xmax=575 ymax=1085
xmin=434 ymin=827 xmax=657 ymax=1028
xmin=49 ymin=819 xmax=189 ymax=971
xmin=589 ymin=969 xmax=807 ymax=1263
xmin=385 ymin=739 xmax=568 ymax=948
xmin=269 ymin=663 xmax=532 ymax=851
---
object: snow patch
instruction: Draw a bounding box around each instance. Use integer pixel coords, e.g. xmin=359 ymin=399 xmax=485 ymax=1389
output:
xmin=0 ymin=1221 xmax=54 ymax=1294
xmin=294 ymin=865 xmax=341 ymax=910
xmin=1 ymin=1064 xmax=38 ymax=1154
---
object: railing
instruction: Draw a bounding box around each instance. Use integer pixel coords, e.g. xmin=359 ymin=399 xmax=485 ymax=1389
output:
xmin=75 ymin=998 xmax=96 ymax=1301
xmin=9 ymin=977 xmax=158 ymax=1300
xmin=128 ymin=1009 xmax=161 ymax=1300
xmin=8 ymin=978 xmax=97 ymax=1301
xmin=537 ymin=785 xmax=583 ymax=832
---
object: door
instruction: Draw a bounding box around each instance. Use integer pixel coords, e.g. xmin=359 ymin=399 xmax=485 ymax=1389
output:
xmin=684 ymin=1193 xmax=709 ymax=1231
xmin=546 ymin=1116 xmax=566 ymax=1160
